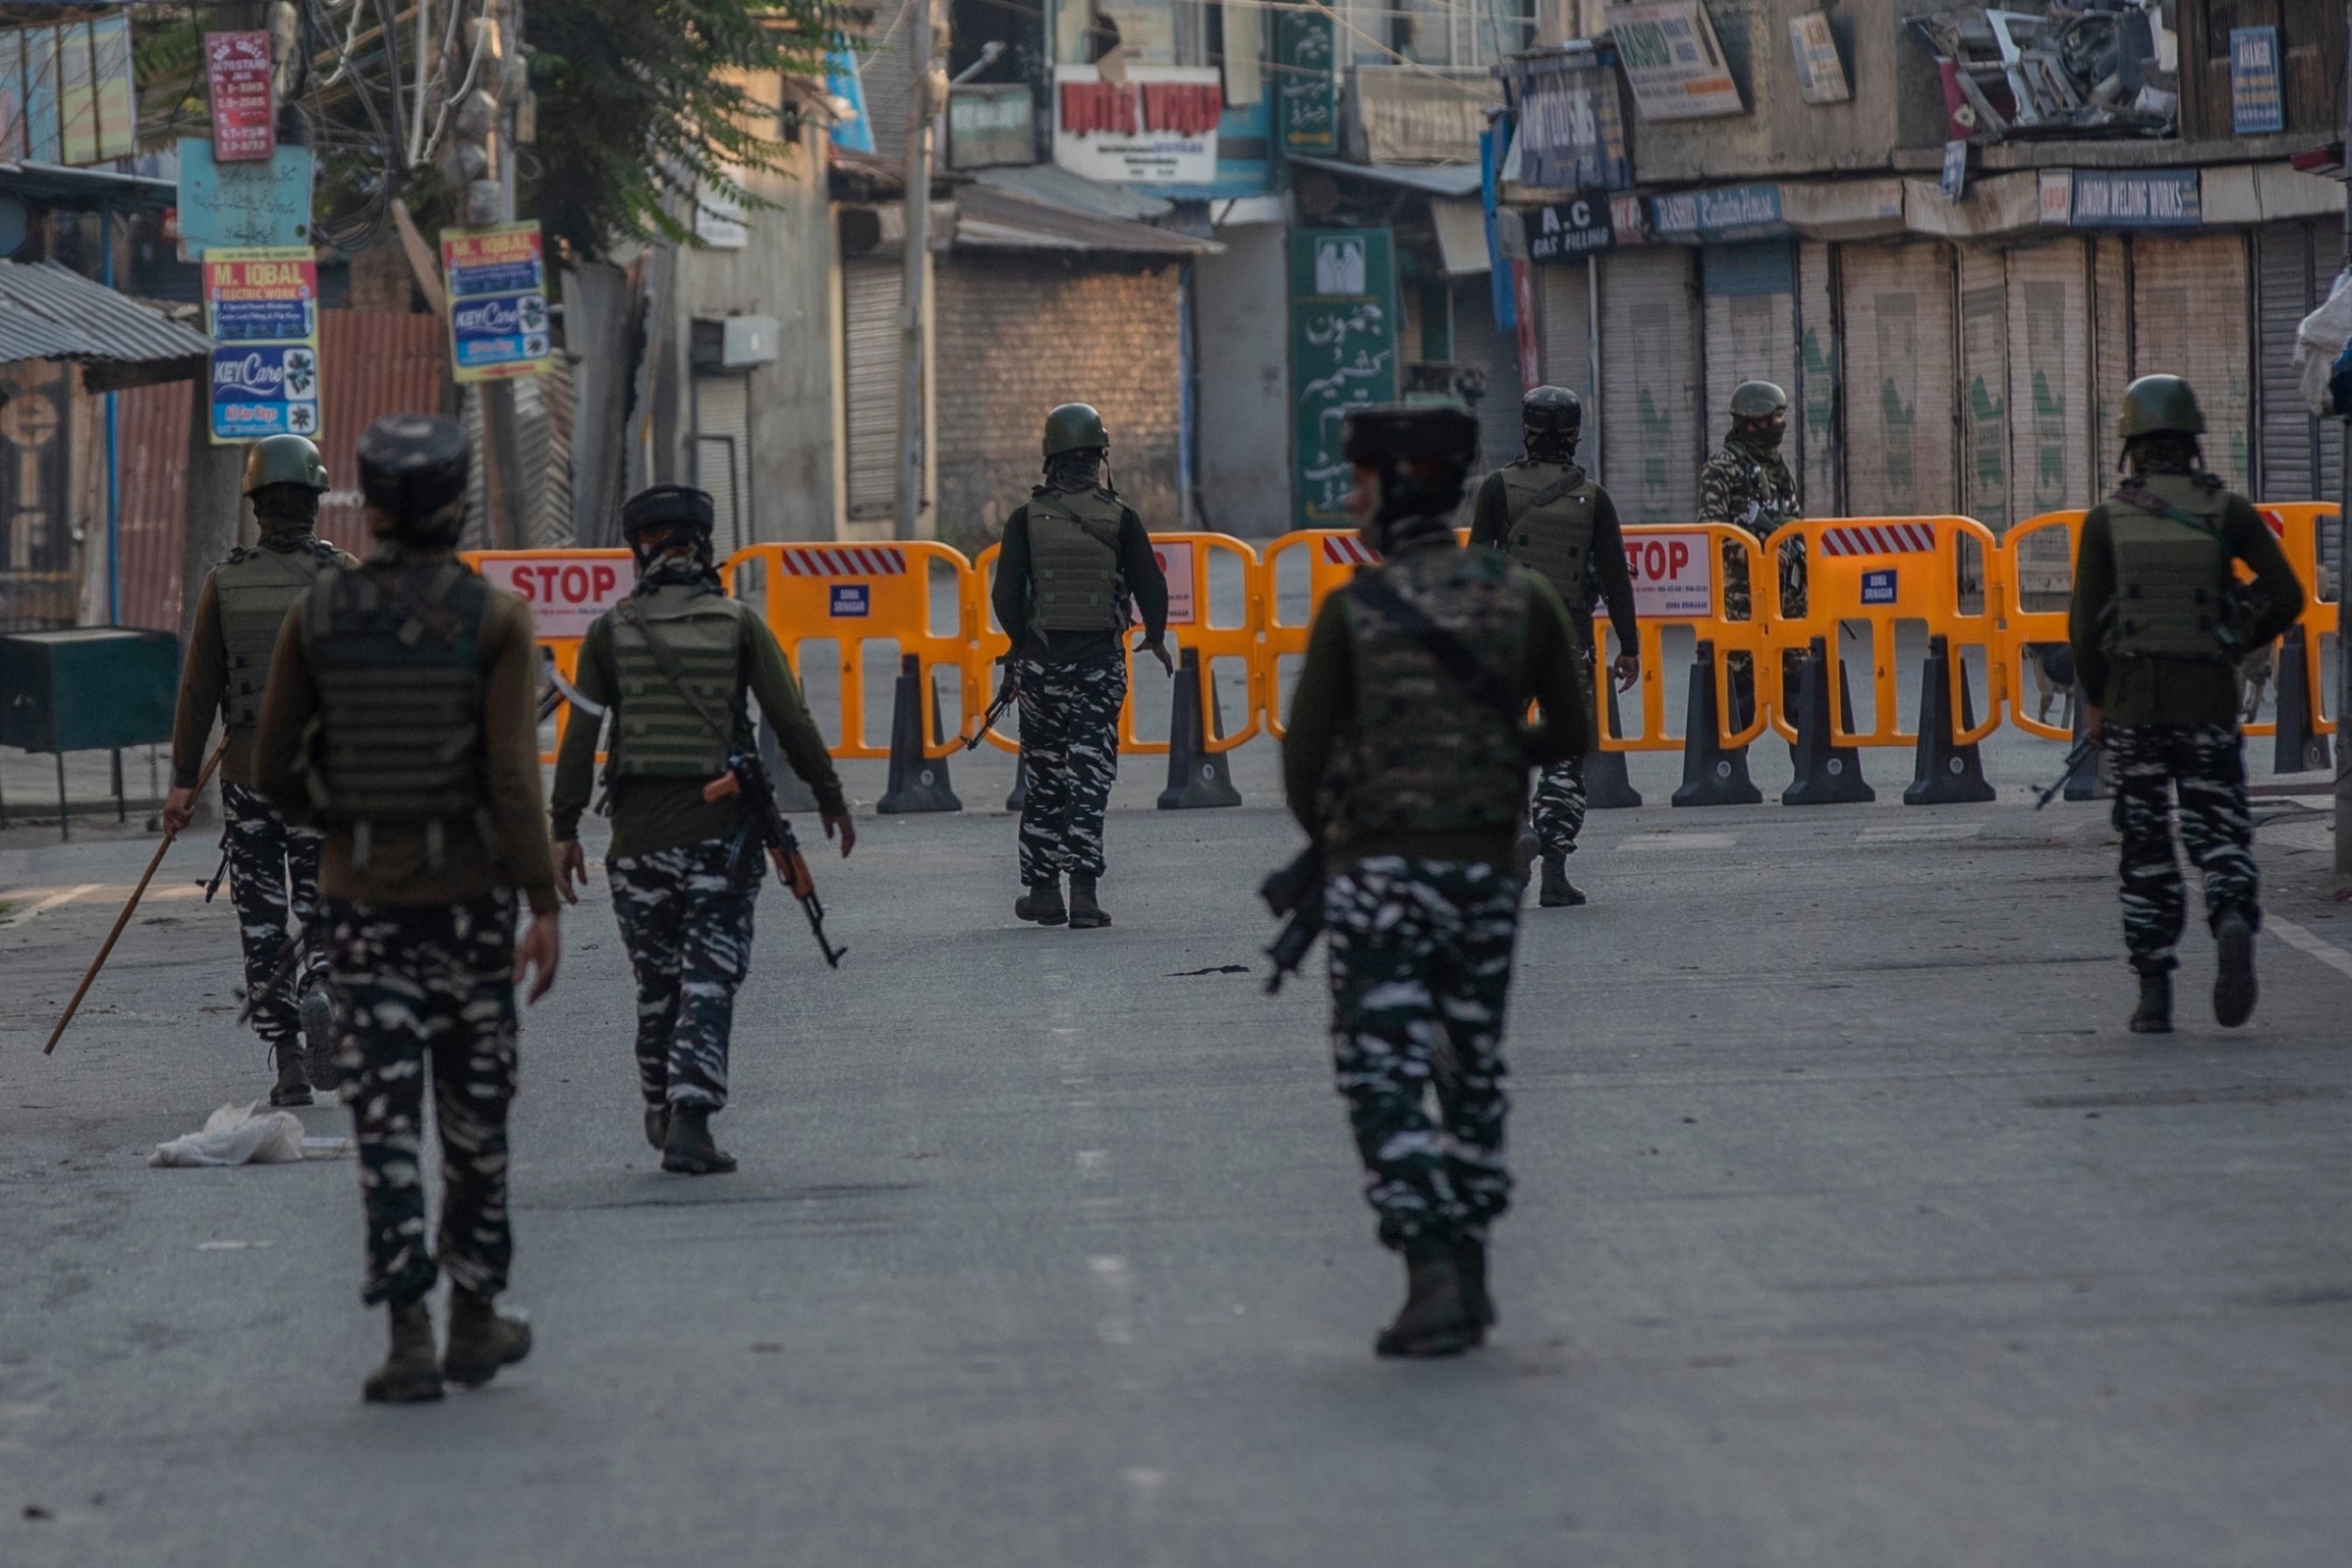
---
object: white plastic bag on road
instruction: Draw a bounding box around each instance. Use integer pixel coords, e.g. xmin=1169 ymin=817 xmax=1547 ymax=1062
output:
xmin=149 ymin=1102 xmax=309 ymax=1168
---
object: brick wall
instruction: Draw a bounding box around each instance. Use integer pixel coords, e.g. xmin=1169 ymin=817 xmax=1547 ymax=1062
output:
xmin=933 ymin=255 xmax=1183 ymax=551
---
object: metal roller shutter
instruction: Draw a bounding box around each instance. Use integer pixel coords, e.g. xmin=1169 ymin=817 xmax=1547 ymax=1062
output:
xmin=843 ymin=260 xmax=903 ymax=521
xmin=1797 ymin=240 xmax=1837 ymax=515
xmin=1958 ymin=245 xmax=2010 ymax=531
xmin=1453 ymin=277 xmax=1523 ymax=474
xmin=2092 ymin=234 xmax=2132 ymax=483
xmin=2132 ymin=232 xmax=2253 ymax=493
xmin=2005 ymin=237 xmax=2091 ymax=527
xmin=692 ymin=373 xmax=751 ymax=554
xmin=2253 ymin=219 xmax=2344 ymax=504
xmin=1839 ymin=242 xmax=1957 ymax=516
xmin=1702 ymin=242 xmax=1798 ymax=493
xmin=1599 ymin=246 xmax=1699 ymax=522
xmin=1537 ymin=260 xmax=1593 ymax=407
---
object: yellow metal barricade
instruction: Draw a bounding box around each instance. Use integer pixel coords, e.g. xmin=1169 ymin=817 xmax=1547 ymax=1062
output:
xmin=972 ymin=532 xmax=1263 ymax=755
xmin=1994 ymin=510 xmax=2085 ymax=742
xmin=2251 ymin=502 xmax=2340 ymax=740
xmin=464 ymin=547 xmax=635 ymax=763
xmin=722 ymin=541 xmax=977 ymax=761
xmin=1259 ymin=530 xmax=1379 ymax=739
xmin=1762 ymin=516 xmax=2004 ymax=750
xmin=1598 ymin=524 xmax=1769 ymax=752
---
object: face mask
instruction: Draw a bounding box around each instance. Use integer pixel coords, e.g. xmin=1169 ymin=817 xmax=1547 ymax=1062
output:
xmin=1741 ymin=420 xmax=1786 ymax=451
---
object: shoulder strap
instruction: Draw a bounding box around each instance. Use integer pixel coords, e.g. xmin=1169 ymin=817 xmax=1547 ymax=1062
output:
xmin=1029 ymin=489 xmax=1123 ymax=549
xmin=614 ymin=596 xmax=738 ymax=746
xmin=2115 ymin=483 xmax=2223 ymax=539
xmin=1347 ymin=576 xmax=1523 ymax=727
xmin=1521 ymin=471 xmax=1581 ymax=513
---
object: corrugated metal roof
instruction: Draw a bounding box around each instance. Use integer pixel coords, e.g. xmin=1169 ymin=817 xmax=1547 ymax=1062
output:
xmin=0 ymin=259 xmax=212 ymax=368
xmin=317 ymin=310 xmax=448 ymax=548
xmin=954 ymin=185 xmax=1220 ymax=257
xmin=969 ymin=165 xmax=1175 ymax=224
xmin=1290 ymin=155 xmax=1485 ymax=198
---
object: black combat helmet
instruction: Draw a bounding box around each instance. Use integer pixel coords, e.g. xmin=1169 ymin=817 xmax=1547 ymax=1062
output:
xmin=621 ymin=483 xmax=718 ymax=570
xmin=1042 ymin=402 xmax=1110 ymax=457
xmin=357 ymin=414 xmax=469 ymax=544
xmin=2118 ymin=374 xmax=2206 ymax=438
xmin=242 ymin=434 xmax=329 ymax=495
xmin=1344 ymin=402 xmax=1480 ymax=543
xmin=1520 ymin=385 xmax=1581 ymax=451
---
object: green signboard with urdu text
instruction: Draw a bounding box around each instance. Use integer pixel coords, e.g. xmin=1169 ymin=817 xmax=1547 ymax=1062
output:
xmin=1290 ymin=228 xmax=1398 ymax=531
xmin=1276 ymin=6 xmax=1338 ymax=155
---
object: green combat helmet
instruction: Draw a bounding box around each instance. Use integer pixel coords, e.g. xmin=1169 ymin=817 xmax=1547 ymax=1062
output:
xmin=242 ymin=433 xmax=329 ymax=495
xmin=2118 ymin=373 xmax=2206 ymax=438
xmin=1729 ymin=380 xmax=1788 ymax=420
xmin=1042 ymin=402 xmax=1109 ymax=457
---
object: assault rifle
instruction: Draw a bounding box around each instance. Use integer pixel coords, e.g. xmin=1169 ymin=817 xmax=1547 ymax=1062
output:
xmin=1260 ymin=844 xmax=1326 ymax=995
xmin=2035 ymin=736 xmax=2100 ymax=809
xmin=963 ymin=659 xmax=1018 ymax=752
xmin=705 ymin=752 xmax=847 ymax=968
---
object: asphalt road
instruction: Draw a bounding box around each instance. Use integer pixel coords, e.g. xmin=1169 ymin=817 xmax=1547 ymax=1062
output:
xmin=5 ymin=737 xmax=2352 ymax=1567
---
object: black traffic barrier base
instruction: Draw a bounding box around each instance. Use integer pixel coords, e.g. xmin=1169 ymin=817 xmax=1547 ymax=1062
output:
xmin=758 ymin=717 xmax=823 ymax=814
xmin=2062 ymin=698 xmax=2110 ymax=802
xmin=2274 ymin=624 xmax=2332 ymax=774
xmin=1783 ymin=636 xmax=1875 ymax=806
xmin=1585 ymin=665 xmax=1642 ymax=808
xmin=876 ymin=653 xmax=962 ymax=815
xmin=1158 ymin=647 xmax=1243 ymax=809
xmin=1672 ymin=639 xmax=1760 ymax=807
xmin=1904 ymin=634 xmax=1995 ymax=805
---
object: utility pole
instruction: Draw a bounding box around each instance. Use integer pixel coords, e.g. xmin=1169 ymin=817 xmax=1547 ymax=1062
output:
xmin=898 ymin=0 xmax=940 ymax=541
xmin=2339 ymin=3 xmax=2352 ymax=872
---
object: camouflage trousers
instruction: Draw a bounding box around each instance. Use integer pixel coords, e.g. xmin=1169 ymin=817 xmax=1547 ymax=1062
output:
xmin=1530 ymin=758 xmax=1586 ymax=857
xmin=326 ymin=896 xmax=518 ymax=1307
xmin=221 ymin=781 xmax=326 ymax=1050
xmin=1325 ymin=857 xmax=1521 ymax=1250
xmin=609 ymin=836 xmax=760 ymax=1111
xmin=2106 ymin=722 xmax=2259 ymax=975
xmin=1014 ymin=654 xmax=1126 ymax=884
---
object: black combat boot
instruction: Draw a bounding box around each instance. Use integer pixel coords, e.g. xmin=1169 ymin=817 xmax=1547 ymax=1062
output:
xmin=1514 ymin=829 xmax=1541 ymax=885
xmin=268 ymin=1045 xmax=313 ymax=1107
xmin=2128 ymin=971 xmax=2172 ymax=1034
xmin=2215 ymin=911 xmax=2258 ymax=1028
xmin=1537 ymin=853 xmax=1584 ymax=909
xmin=643 ymin=1104 xmax=671 ymax=1152
xmin=662 ymin=1104 xmax=738 ymax=1175
xmin=441 ymin=1286 xmax=532 ymax=1389
xmin=362 ymin=1297 xmax=443 ymax=1404
xmin=1014 ymin=879 xmax=1067 ymax=926
xmin=1454 ymin=1233 xmax=1496 ymax=1336
xmin=1066 ymin=874 xmax=1111 ymax=929
xmin=1374 ymin=1237 xmax=1479 ymax=1359
xmin=300 ymin=979 xmax=338 ymax=1093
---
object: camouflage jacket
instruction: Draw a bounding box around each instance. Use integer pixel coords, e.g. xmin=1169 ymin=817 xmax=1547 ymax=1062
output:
xmin=1700 ymin=437 xmax=1804 ymax=622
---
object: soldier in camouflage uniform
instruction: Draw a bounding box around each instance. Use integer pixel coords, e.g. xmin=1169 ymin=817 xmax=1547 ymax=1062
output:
xmin=164 ymin=435 xmax=357 ymax=1105
xmin=1467 ymin=386 xmax=1638 ymax=908
xmin=1697 ymin=380 xmax=1804 ymax=729
xmin=2067 ymin=376 xmax=2302 ymax=1033
xmin=256 ymin=414 xmax=561 ymax=1404
xmin=1281 ymin=403 xmax=1588 ymax=1358
xmin=990 ymin=403 xmax=1171 ymax=928
xmin=548 ymin=485 xmax=853 ymax=1176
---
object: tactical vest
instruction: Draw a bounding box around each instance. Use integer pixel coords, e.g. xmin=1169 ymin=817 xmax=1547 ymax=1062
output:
xmin=214 ymin=539 xmax=342 ymax=730
xmin=297 ymin=560 xmax=491 ymax=851
xmin=2106 ymin=478 xmax=2233 ymax=662
xmin=1499 ymin=461 xmax=1599 ymax=612
xmin=1341 ymin=544 xmax=1531 ymax=837
xmin=609 ymin=583 xmax=748 ymax=777
xmin=1026 ymin=489 xmax=1126 ymax=632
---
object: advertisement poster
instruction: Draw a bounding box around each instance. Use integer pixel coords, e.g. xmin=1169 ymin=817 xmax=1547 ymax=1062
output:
xmin=204 ymin=30 xmax=275 ymax=162
xmin=1290 ymin=229 xmax=1397 ymax=531
xmin=203 ymin=245 xmax=318 ymax=443
xmin=1605 ymin=2 xmax=1744 ymax=121
xmin=440 ymin=222 xmax=553 ymax=382
xmin=176 ymin=137 xmax=313 ymax=256
xmin=1053 ymin=65 xmax=1222 ymax=184
xmin=2230 ymin=26 xmax=2283 ymax=136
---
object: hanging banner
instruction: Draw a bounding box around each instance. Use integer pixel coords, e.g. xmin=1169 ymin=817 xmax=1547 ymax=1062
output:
xmin=1290 ymin=229 xmax=1397 ymax=531
xmin=1605 ymin=2 xmax=1744 ymax=121
xmin=1499 ymin=50 xmax=1631 ymax=193
xmin=1053 ymin=65 xmax=1222 ymax=183
xmin=1275 ymin=7 xmax=1338 ymax=155
xmin=203 ymin=245 xmax=319 ymax=443
xmin=441 ymin=221 xmax=553 ymax=382
xmin=2230 ymin=26 xmax=2284 ymax=136
xmin=203 ymin=30 xmax=275 ymax=162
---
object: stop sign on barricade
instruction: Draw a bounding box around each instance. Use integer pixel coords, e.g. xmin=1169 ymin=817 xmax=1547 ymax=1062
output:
xmin=473 ymin=550 xmax=632 ymax=639
xmin=1623 ymin=531 xmax=1711 ymax=619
